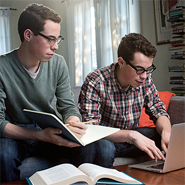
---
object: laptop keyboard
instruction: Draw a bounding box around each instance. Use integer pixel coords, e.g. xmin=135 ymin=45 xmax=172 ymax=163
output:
xmin=147 ymin=163 xmax=164 ymax=169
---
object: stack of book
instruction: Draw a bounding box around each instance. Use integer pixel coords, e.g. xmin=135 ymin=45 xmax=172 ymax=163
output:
xmin=168 ymin=6 xmax=185 ymax=96
xmin=170 ymin=76 xmax=185 ymax=96
xmin=169 ymin=46 xmax=185 ymax=59
xmin=168 ymin=6 xmax=185 ymax=59
xmin=168 ymin=65 xmax=185 ymax=72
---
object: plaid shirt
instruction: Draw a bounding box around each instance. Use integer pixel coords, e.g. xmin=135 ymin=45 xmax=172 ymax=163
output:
xmin=79 ymin=63 xmax=169 ymax=130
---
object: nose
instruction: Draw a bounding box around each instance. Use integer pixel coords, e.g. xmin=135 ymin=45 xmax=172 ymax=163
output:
xmin=140 ymin=71 xmax=147 ymax=79
xmin=51 ymin=41 xmax=58 ymax=50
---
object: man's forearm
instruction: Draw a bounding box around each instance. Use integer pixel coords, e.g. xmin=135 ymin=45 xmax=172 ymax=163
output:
xmin=105 ymin=129 xmax=136 ymax=143
xmin=155 ymin=116 xmax=171 ymax=135
xmin=4 ymin=123 xmax=81 ymax=147
xmin=155 ymin=116 xmax=171 ymax=153
xmin=4 ymin=123 xmax=41 ymax=140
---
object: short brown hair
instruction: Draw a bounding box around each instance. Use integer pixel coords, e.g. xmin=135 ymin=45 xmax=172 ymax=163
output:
xmin=18 ymin=3 xmax=62 ymax=42
xmin=118 ymin=33 xmax=157 ymax=61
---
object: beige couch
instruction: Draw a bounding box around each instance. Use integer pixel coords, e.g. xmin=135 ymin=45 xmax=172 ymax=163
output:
xmin=19 ymin=86 xmax=185 ymax=179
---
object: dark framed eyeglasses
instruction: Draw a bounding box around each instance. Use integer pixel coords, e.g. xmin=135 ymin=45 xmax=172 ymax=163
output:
xmin=122 ymin=57 xmax=156 ymax=75
xmin=38 ymin=32 xmax=64 ymax=46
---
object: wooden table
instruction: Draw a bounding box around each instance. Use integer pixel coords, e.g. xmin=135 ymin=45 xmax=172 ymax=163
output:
xmin=112 ymin=165 xmax=185 ymax=185
xmin=1 ymin=180 xmax=27 ymax=185
xmin=2 ymin=164 xmax=185 ymax=185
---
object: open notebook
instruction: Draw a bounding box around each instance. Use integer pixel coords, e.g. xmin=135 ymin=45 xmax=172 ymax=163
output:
xmin=23 ymin=109 xmax=119 ymax=146
xmin=129 ymin=123 xmax=185 ymax=173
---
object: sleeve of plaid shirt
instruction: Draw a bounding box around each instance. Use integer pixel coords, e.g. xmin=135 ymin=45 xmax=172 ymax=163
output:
xmin=143 ymin=76 xmax=170 ymax=124
xmin=78 ymin=75 xmax=102 ymax=124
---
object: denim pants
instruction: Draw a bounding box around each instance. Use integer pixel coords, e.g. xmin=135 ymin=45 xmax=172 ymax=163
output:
xmin=0 ymin=126 xmax=160 ymax=182
xmin=68 ymin=127 xmax=161 ymax=167
xmin=0 ymin=123 xmax=111 ymax=182
xmin=0 ymin=136 xmax=112 ymax=182
xmin=72 ymin=127 xmax=161 ymax=168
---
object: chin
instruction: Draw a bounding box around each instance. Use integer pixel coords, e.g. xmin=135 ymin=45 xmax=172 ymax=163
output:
xmin=133 ymin=83 xmax=141 ymax=88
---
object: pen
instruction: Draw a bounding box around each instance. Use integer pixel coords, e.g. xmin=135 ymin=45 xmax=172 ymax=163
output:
xmin=82 ymin=120 xmax=96 ymax=124
xmin=65 ymin=120 xmax=96 ymax=126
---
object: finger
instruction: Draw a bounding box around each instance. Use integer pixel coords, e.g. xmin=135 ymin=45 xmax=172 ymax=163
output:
xmin=144 ymin=148 xmax=155 ymax=160
xmin=155 ymin=156 xmax=158 ymax=163
xmin=68 ymin=125 xmax=86 ymax=136
xmin=47 ymin=129 xmax=80 ymax=147
xmin=149 ymin=146 xmax=165 ymax=161
xmin=161 ymin=141 xmax=168 ymax=154
xmin=144 ymin=144 xmax=163 ymax=161
xmin=68 ymin=121 xmax=88 ymax=129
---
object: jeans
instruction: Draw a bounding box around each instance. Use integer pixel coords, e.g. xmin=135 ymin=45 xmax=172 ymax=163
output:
xmin=75 ymin=127 xmax=161 ymax=168
xmin=0 ymin=126 xmax=160 ymax=182
xmin=0 ymin=137 xmax=112 ymax=182
xmin=70 ymin=127 xmax=161 ymax=168
xmin=0 ymin=123 xmax=111 ymax=182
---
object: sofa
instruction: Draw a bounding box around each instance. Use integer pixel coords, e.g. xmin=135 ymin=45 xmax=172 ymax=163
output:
xmin=19 ymin=86 xmax=185 ymax=180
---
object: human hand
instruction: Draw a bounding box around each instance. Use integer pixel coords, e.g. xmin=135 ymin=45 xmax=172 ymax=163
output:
xmin=65 ymin=116 xmax=88 ymax=139
xmin=130 ymin=131 xmax=165 ymax=161
xmin=160 ymin=130 xmax=171 ymax=154
xmin=39 ymin=127 xmax=80 ymax=147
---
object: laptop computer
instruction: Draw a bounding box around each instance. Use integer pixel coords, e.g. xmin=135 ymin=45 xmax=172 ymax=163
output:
xmin=129 ymin=122 xmax=185 ymax=173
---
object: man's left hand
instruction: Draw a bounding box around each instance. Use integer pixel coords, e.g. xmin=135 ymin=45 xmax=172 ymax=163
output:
xmin=161 ymin=130 xmax=171 ymax=154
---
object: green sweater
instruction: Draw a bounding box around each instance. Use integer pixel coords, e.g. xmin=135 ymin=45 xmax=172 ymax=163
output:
xmin=0 ymin=49 xmax=81 ymax=137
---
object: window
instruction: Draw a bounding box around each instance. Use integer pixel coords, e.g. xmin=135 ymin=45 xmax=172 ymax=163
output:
xmin=0 ymin=7 xmax=11 ymax=55
xmin=66 ymin=0 xmax=139 ymax=86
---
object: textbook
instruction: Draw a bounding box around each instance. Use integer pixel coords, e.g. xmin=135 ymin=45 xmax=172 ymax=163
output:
xmin=23 ymin=109 xmax=119 ymax=146
xmin=26 ymin=163 xmax=144 ymax=185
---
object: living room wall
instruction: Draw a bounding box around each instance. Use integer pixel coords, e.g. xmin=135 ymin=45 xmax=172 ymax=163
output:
xmin=0 ymin=0 xmax=174 ymax=91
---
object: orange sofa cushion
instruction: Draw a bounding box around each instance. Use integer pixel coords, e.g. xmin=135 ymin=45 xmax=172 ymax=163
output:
xmin=138 ymin=91 xmax=176 ymax=127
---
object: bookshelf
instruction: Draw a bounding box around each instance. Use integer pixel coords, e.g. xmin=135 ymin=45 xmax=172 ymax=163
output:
xmin=168 ymin=6 xmax=185 ymax=96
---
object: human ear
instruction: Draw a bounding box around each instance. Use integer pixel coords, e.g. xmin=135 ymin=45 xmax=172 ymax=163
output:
xmin=118 ymin=57 xmax=125 ymax=67
xmin=24 ymin=29 xmax=32 ymax=42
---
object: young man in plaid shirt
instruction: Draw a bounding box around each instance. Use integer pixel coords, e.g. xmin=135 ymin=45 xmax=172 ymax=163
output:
xmin=79 ymin=33 xmax=171 ymax=167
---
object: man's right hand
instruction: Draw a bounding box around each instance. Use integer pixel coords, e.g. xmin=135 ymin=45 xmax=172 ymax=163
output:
xmin=4 ymin=123 xmax=80 ymax=148
xmin=130 ymin=131 xmax=165 ymax=161
xmin=105 ymin=129 xmax=165 ymax=161
xmin=39 ymin=127 xmax=80 ymax=147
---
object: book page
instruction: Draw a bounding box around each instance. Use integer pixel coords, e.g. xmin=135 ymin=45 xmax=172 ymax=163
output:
xmin=80 ymin=125 xmax=119 ymax=146
xmin=79 ymin=163 xmax=142 ymax=184
xmin=30 ymin=163 xmax=92 ymax=185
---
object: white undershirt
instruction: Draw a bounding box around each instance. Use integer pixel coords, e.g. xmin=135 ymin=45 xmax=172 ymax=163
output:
xmin=23 ymin=65 xmax=40 ymax=79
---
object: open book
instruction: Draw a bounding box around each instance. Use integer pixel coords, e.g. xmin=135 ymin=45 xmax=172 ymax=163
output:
xmin=23 ymin=109 xmax=120 ymax=146
xmin=26 ymin=163 xmax=144 ymax=185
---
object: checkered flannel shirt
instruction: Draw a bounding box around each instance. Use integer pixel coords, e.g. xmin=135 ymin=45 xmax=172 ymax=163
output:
xmin=79 ymin=63 xmax=169 ymax=130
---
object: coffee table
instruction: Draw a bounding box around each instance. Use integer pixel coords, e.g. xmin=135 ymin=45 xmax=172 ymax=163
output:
xmin=2 ymin=164 xmax=185 ymax=185
xmin=112 ymin=165 xmax=185 ymax=185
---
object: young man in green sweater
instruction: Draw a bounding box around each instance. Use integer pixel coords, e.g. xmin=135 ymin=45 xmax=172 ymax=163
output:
xmin=0 ymin=3 xmax=97 ymax=182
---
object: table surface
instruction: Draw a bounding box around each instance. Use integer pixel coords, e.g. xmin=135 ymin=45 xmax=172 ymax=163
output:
xmin=1 ymin=164 xmax=185 ymax=185
xmin=112 ymin=165 xmax=185 ymax=185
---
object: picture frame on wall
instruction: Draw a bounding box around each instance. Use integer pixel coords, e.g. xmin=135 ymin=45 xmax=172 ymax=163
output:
xmin=153 ymin=0 xmax=172 ymax=45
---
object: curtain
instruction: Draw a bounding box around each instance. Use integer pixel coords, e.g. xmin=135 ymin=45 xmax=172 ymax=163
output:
xmin=0 ymin=7 xmax=11 ymax=55
xmin=66 ymin=0 xmax=130 ymax=86
xmin=94 ymin=0 xmax=129 ymax=68
xmin=66 ymin=0 xmax=94 ymax=87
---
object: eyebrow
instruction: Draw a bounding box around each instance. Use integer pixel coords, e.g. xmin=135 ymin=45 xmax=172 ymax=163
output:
xmin=47 ymin=35 xmax=57 ymax=39
xmin=135 ymin=64 xmax=153 ymax=69
xmin=45 ymin=34 xmax=61 ymax=39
